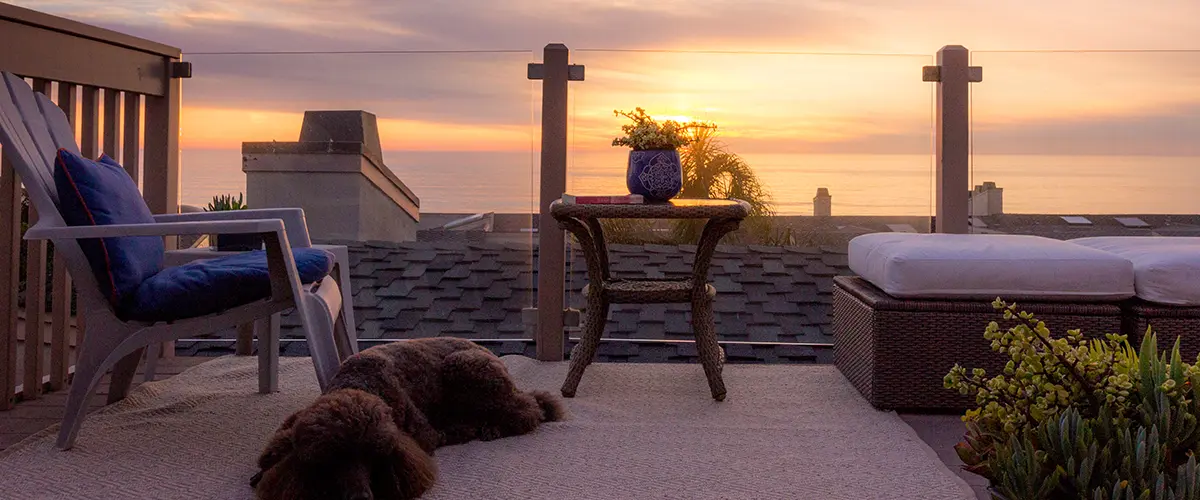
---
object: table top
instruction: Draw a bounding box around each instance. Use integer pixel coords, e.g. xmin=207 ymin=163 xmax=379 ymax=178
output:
xmin=550 ymin=198 xmax=750 ymax=220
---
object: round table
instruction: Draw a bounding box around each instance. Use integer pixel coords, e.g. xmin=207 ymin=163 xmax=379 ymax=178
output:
xmin=550 ymin=198 xmax=750 ymax=401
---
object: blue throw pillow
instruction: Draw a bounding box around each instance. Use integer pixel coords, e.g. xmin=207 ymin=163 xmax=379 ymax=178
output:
xmin=53 ymin=148 xmax=164 ymax=308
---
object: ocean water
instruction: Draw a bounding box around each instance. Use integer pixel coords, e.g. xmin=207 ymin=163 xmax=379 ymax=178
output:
xmin=182 ymin=149 xmax=1200 ymax=215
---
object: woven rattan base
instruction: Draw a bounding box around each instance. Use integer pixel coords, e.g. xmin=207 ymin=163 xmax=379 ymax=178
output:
xmin=1123 ymin=302 xmax=1200 ymax=359
xmin=832 ymin=276 xmax=1125 ymax=411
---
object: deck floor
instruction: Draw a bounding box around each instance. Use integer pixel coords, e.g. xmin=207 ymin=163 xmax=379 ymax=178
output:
xmin=1 ymin=354 xmax=208 ymax=451
xmin=1 ymin=355 xmax=988 ymax=498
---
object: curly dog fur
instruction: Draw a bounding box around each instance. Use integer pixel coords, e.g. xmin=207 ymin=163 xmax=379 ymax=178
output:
xmin=251 ymin=337 xmax=566 ymax=500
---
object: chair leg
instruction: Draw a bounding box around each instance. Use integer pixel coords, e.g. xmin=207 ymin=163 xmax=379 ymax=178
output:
xmin=561 ymin=298 xmax=609 ymax=398
xmin=107 ymin=348 xmax=144 ymax=404
xmin=57 ymin=333 xmax=121 ymax=450
xmin=692 ymin=299 xmax=727 ymax=401
xmin=300 ymin=291 xmax=340 ymax=392
xmin=333 ymin=310 xmax=354 ymax=362
xmin=257 ymin=314 xmax=280 ymax=394
xmin=333 ymin=258 xmax=359 ymax=357
xmin=143 ymin=343 xmax=161 ymax=383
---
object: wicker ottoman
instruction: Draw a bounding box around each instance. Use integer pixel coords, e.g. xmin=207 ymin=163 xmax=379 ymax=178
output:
xmin=833 ymin=276 xmax=1125 ymax=411
xmin=1071 ymin=237 xmax=1200 ymax=359
xmin=835 ymin=233 xmax=1136 ymax=412
xmin=1123 ymin=303 xmax=1200 ymax=357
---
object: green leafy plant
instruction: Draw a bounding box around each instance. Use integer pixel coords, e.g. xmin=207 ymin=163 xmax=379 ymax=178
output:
xmin=206 ymin=193 xmax=247 ymax=211
xmin=945 ymin=300 xmax=1200 ymax=499
xmin=611 ymin=108 xmax=708 ymax=151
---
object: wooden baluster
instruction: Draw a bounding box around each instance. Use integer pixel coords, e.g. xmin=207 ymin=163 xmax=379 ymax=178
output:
xmin=103 ymin=89 xmax=120 ymax=158
xmin=80 ymin=86 xmax=99 ymax=160
xmin=49 ymin=251 xmax=71 ymax=391
xmin=0 ymin=157 xmax=20 ymax=409
xmin=50 ymin=83 xmax=77 ymax=390
xmin=122 ymin=93 xmax=141 ymax=184
xmin=23 ymin=206 xmax=47 ymax=400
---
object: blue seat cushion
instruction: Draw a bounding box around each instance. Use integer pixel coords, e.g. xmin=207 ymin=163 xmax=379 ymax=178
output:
xmin=122 ymin=248 xmax=335 ymax=322
xmin=53 ymin=149 xmax=164 ymax=307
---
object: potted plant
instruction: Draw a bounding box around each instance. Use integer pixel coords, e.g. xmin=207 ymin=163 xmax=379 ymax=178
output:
xmin=612 ymin=108 xmax=706 ymax=202
xmin=206 ymin=193 xmax=262 ymax=251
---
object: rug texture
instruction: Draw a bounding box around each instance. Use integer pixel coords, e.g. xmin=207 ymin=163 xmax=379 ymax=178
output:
xmin=0 ymin=356 xmax=974 ymax=499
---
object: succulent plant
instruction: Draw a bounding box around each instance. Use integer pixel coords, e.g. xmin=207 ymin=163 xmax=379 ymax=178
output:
xmin=946 ymin=300 xmax=1200 ymax=499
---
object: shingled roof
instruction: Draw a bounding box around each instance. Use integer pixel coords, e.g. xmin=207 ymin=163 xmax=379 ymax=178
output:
xmin=177 ymin=240 xmax=851 ymax=363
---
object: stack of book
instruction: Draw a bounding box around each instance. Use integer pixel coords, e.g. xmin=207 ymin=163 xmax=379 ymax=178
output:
xmin=561 ymin=194 xmax=645 ymax=205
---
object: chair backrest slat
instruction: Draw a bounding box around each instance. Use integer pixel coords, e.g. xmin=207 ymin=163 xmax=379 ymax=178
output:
xmin=36 ymin=93 xmax=80 ymax=156
xmin=0 ymin=73 xmax=63 ymax=213
xmin=0 ymin=71 xmax=110 ymax=319
xmin=0 ymin=75 xmax=57 ymax=216
xmin=2 ymin=73 xmax=58 ymax=173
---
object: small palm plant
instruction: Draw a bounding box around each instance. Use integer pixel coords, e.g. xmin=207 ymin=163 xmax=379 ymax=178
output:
xmin=206 ymin=193 xmax=248 ymax=211
xmin=673 ymin=125 xmax=789 ymax=245
xmin=205 ymin=193 xmax=259 ymax=251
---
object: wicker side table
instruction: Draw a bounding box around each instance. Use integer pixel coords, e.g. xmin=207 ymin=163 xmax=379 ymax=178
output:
xmin=551 ymin=198 xmax=751 ymax=401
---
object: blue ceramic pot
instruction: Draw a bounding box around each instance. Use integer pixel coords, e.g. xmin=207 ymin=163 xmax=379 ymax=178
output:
xmin=626 ymin=149 xmax=682 ymax=201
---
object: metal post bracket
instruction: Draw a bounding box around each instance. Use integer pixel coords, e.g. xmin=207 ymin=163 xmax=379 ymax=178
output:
xmin=922 ymin=65 xmax=983 ymax=83
xmin=528 ymin=63 xmax=585 ymax=81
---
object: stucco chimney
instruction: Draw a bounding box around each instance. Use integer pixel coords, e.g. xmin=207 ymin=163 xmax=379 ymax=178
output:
xmin=969 ymin=181 xmax=1003 ymax=216
xmin=813 ymin=187 xmax=832 ymax=217
xmin=243 ymin=110 xmax=420 ymax=243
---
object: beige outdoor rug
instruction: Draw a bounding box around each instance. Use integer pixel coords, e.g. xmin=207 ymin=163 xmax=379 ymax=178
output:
xmin=0 ymin=355 xmax=974 ymax=499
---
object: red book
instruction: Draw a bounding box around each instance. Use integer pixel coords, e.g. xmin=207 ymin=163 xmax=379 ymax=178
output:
xmin=562 ymin=194 xmax=645 ymax=205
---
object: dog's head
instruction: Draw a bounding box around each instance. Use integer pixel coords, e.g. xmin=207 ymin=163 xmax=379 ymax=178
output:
xmin=252 ymin=389 xmax=437 ymax=500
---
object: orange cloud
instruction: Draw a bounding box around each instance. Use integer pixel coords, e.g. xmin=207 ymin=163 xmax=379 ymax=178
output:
xmin=181 ymin=106 xmax=532 ymax=151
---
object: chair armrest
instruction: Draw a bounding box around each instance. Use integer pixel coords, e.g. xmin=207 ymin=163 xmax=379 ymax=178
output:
xmin=153 ymin=209 xmax=312 ymax=247
xmin=27 ymin=219 xmax=308 ymax=308
xmin=24 ymin=219 xmax=286 ymax=240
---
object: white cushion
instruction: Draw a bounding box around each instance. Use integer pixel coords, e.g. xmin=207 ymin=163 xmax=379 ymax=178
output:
xmin=1070 ymin=237 xmax=1200 ymax=306
xmin=848 ymin=233 xmax=1135 ymax=300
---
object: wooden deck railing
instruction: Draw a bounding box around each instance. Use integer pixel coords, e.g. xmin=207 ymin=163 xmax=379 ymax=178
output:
xmin=0 ymin=3 xmax=187 ymax=409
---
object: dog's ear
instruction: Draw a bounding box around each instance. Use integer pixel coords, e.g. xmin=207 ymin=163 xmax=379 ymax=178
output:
xmin=375 ymin=429 xmax=438 ymax=500
xmin=253 ymin=412 xmax=299 ymax=487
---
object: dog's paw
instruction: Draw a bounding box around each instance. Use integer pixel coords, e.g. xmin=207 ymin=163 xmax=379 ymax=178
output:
xmin=530 ymin=390 xmax=567 ymax=422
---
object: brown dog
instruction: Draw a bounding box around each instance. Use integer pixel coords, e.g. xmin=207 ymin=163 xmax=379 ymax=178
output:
xmin=251 ymin=337 xmax=565 ymax=500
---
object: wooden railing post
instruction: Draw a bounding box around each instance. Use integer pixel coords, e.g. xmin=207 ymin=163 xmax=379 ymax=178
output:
xmin=924 ymin=45 xmax=982 ymax=234
xmin=143 ymin=61 xmax=184 ymax=359
xmin=143 ymin=77 xmax=181 ymax=219
xmin=529 ymin=44 xmax=582 ymax=361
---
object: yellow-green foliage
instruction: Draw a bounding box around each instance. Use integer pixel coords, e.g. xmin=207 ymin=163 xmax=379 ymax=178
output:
xmin=945 ymin=300 xmax=1200 ymax=499
xmin=611 ymin=108 xmax=707 ymax=151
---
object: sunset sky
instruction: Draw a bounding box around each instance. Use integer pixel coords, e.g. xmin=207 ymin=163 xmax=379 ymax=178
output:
xmin=14 ymin=0 xmax=1200 ymax=155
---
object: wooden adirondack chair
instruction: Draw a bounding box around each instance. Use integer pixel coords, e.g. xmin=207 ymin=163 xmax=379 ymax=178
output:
xmin=0 ymin=71 xmax=349 ymax=450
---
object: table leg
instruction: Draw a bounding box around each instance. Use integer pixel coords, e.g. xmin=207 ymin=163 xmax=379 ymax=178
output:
xmin=556 ymin=216 xmax=613 ymax=397
xmin=692 ymin=295 xmax=726 ymax=401
xmin=689 ymin=218 xmax=741 ymax=401
xmin=561 ymin=287 xmax=609 ymax=398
